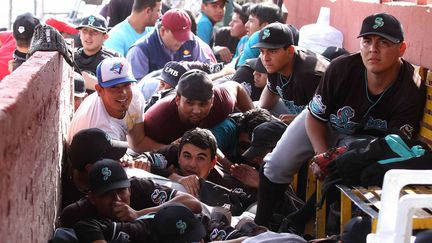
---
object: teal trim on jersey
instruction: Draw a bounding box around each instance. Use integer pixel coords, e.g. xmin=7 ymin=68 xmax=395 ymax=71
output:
xmin=378 ymin=134 xmax=426 ymax=164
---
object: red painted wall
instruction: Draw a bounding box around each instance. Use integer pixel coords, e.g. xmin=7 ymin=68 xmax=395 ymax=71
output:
xmin=0 ymin=52 xmax=73 ymax=242
xmin=285 ymin=0 xmax=432 ymax=69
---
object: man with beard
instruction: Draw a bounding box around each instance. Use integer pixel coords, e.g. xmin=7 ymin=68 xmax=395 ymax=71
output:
xmin=68 ymin=57 xmax=161 ymax=152
xmin=143 ymin=69 xmax=253 ymax=146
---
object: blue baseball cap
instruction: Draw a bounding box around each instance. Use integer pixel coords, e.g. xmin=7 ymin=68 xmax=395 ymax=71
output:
xmin=96 ymin=57 xmax=136 ymax=88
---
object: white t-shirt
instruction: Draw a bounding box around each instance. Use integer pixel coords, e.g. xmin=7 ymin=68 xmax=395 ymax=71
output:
xmin=68 ymin=88 xmax=145 ymax=143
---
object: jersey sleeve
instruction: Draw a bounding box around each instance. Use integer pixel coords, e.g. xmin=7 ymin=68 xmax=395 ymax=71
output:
xmin=308 ymin=60 xmax=338 ymax=122
xmin=130 ymin=178 xmax=177 ymax=208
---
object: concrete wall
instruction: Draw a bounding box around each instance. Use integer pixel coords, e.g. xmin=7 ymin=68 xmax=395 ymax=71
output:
xmin=284 ymin=0 xmax=432 ymax=69
xmin=0 ymin=52 xmax=73 ymax=242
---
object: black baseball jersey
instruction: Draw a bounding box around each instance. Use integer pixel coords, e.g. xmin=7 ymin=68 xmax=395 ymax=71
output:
xmin=74 ymin=46 xmax=120 ymax=75
xmin=308 ymin=53 xmax=425 ymax=138
xmin=59 ymin=177 xmax=177 ymax=227
xmin=267 ymin=47 xmax=329 ymax=114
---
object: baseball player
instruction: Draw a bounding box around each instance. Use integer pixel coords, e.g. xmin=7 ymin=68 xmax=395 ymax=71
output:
xmin=254 ymin=13 xmax=426 ymax=227
xmin=254 ymin=22 xmax=329 ymax=124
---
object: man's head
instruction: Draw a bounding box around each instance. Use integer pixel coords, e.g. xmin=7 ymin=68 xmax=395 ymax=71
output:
xmin=201 ymin=0 xmax=227 ymax=24
xmin=242 ymin=121 xmax=287 ymax=165
xmin=229 ymin=3 xmax=249 ymax=38
xmin=358 ymin=13 xmax=406 ymax=74
xmin=157 ymin=61 xmax=188 ymax=90
xmin=68 ymin=128 xmax=128 ymax=192
xmin=160 ymin=9 xmax=193 ymax=51
xmin=77 ymin=14 xmax=109 ymax=55
xmin=253 ymin=22 xmax=295 ymax=76
xmin=236 ymin=108 xmax=274 ymax=155
xmin=246 ymin=57 xmax=267 ymax=88
xmin=73 ymin=72 xmax=88 ymax=111
xmin=152 ymin=203 xmax=207 ymax=242
xmin=95 ymin=57 xmax=137 ymax=119
xmin=132 ymin=0 xmax=162 ymax=26
xmin=178 ymin=128 xmax=218 ymax=179
xmin=175 ymin=69 xmax=214 ymax=125
xmin=13 ymin=12 xmax=40 ymax=48
xmin=88 ymin=159 xmax=131 ymax=219
xmin=245 ymin=3 xmax=282 ymax=36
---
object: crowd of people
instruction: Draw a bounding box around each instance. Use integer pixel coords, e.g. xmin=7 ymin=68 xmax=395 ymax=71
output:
xmin=1 ymin=0 xmax=430 ymax=242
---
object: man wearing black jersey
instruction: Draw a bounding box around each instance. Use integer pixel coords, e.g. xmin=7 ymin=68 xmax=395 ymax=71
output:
xmin=254 ymin=22 xmax=329 ymax=124
xmin=254 ymin=13 xmax=426 ymax=227
xmin=74 ymin=14 xmax=120 ymax=91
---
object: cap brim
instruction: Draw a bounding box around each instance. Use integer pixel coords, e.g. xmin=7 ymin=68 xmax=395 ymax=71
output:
xmin=252 ymin=42 xmax=287 ymax=49
xmin=242 ymin=146 xmax=268 ymax=161
xmin=99 ymin=77 xmax=137 ymax=88
xmin=77 ymin=25 xmax=107 ymax=33
xmin=102 ymin=139 xmax=128 ymax=160
xmin=93 ymin=179 xmax=130 ymax=195
xmin=246 ymin=58 xmax=267 ymax=73
xmin=172 ymin=30 xmax=193 ymax=42
xmin=74 ymin=91 xmax=87 ymax=98
xmin=357 ymin=32 xmax=401 ymax=44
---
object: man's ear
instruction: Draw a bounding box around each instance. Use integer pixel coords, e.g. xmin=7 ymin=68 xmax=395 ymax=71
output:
xmin=103 ymin=33 xmax=109 ymax=41
xmin=210 ymin=156 xmax=217 ymax=167
xmin=175 ymin=95 xmax=181 ymax=105
xmin=95 ymin=84 xmax=103 ymax=95
xmin=399 ymin=41 xmax=407 ymax=57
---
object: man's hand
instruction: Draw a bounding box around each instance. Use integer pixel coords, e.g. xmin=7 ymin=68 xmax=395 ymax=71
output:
xmin=177 ymin=175 xmax=200 ymax=198
xmin=213 ymin=46 xmax=233 ymax=63
xmin=310 ymin=161 xmax=325 ymax=180
xmin=279 ymin=114 xmax=297 ymax=124
xmin=112 ymin=201 xmax=139 ymax=221
xmin=230 ymin=164 xmax=259 ymax=188
xmin=132 ymin=157 xmax=151 ymax=172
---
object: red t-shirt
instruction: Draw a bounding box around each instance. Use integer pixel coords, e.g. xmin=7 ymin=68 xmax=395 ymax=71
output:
xmin=144 ymin=87 xmax=235 ymax=144
xmin=0 ymin=31 xmax=16 ymax=81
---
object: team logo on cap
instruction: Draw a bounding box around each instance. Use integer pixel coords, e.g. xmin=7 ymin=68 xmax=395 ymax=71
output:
xmin=164 ymin=66 xmax=179 ymax=77
xmin=110 ymin=62 xmax=124 ymax=75
xmin=88 ymin=16 xmax=96 ymax=26
xmin=262 ymin=29 xmax=270 ymax=40
xmin=373 ymin=17 xmax=384 ymax=29
xmin=210 ymin=228 xmax=227 ymax=241
xmin=101 ymin=167 xmax=112 ymax=181
xmin=18 ymin=26 xmax=25 ymax=34
xmin=176 ymin=220 xmax=187 ymax=234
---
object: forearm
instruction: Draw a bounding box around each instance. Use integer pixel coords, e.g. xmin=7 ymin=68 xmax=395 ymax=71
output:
xmin=234 ymin=83 xmax=254 ymax=112
xmin=217 ymin=148 xmax=233 ymax=171
xmin=130 ymin=136 xmax=165 ymax=153
xmin=168 ymin=192 xmax=203 ymax=213
xmin=258 ymin=87 xmax=279 ymax=110
xmin=305 ymin=111 xmax=329 ymax=154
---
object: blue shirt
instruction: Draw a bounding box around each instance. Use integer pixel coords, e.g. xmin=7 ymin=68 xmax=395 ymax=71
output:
xmin=104 ymin=19 xmax=154 ymax=56
xmin=197 ymin=13 xmax=213 ymax=45
xmin=236 ymin=31 xmax=260 ymax=68
xmin=233 ymin=35 xmax=248 ymax=59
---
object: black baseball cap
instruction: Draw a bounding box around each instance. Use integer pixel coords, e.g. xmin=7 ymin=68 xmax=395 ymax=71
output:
xmin=152 ymin=202 xmax=206 ymax=243
xmin=13 ymin=12 xmax=40 ymax=41
xmin=242 ymin=121 xmax=287 ymax=160
xmin=74 ymin=72 xmax=86 ymax=98
xmin=177 ymin=69 xmax=214 ymax=101
xmin=246 ymin=58 xmax=267 ymax=73
xmin=89 ymin=159 xmax=130 ymax=195
xmin=68 ymin=128 xmax=128 ymax=171
xmin=77 ymin=14 xmax=108 ymax=33
xmin=357 ymin=13 xmax=404 ymax=44
xmin=158 ymin=61 xmax=188 ymax=88
xmin=203 ymin=0 xmax=228 ymax=3
xmin=252 ymin=22 xmax=294 ymax=49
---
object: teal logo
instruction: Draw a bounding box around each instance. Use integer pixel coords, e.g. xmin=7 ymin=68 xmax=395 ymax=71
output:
xmin=88 ymin=16 xmax=96 ymax=26
xmin=373 ymin=17 xmax=384 ymax=29
xmin=101 ymin=167 xmax=111 ymax=181
xmin=176 ymin=220 xmax=187 ymax=234
xmin=262 ymin=29 xmax=270 ymax=40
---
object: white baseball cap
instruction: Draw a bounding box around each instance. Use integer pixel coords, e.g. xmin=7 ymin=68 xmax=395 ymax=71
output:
xmin=96 ymin=57 xmax=136 ymax=88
